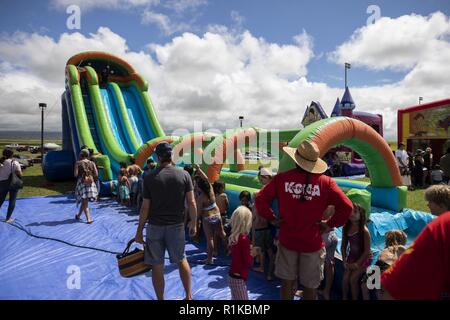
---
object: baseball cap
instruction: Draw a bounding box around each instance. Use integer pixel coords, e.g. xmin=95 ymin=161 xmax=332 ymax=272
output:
xmin=155 ymin=141 xmax=173 ymax=157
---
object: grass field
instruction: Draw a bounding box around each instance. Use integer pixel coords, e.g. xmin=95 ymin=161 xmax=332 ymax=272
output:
xmin=0 ymin=139 xmax=75 ymax=198
xmin=1 ymin=139 xmax=429 ymax=212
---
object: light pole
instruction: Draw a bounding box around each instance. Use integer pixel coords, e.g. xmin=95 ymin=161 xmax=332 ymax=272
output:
xmin=39 ymin=103 xmax=47 ymax=162
xmin=419 ymin=97 xmax=423 ymax=105
xmin=239 ymin=116 xmax=244 ymax=128
xmin=345 ymin=62 xmax=351 ymax=88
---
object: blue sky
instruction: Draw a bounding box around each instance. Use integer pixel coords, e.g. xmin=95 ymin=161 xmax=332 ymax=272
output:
xmin=2 ymin=0 xmax=448 ymax=87
xmin=0 ymin=0 xmax=450 ymax=137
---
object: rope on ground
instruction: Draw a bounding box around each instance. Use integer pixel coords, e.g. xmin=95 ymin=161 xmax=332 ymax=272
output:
xmin=3 ymin=219 xmax=122 ymax=255
xmin=1 ymin=220 xmax=231 ymax=267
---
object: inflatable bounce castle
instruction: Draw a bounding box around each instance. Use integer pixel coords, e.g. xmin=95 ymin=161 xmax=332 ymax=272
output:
xmin=301 ymin=86 xmax=383 ymax=176
xmin=398 ymin=98 xmax=450 ymax=161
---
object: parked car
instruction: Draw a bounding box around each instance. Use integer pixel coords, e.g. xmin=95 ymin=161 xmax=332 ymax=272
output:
xmin=31 ymin=157 xmax=42 ymax=164
xmin=29 ymin=146 xmax=41 ymax=154
xmin=13 ymin=154 xmax=32 ymax=169
xmin=16 ymin=145 xmax=29 ymax=152
xmin=5 ymin=143 xmax=20 ymax=149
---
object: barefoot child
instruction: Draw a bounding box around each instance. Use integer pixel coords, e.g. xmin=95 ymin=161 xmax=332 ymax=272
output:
xmin=239 ymin=191 xmax=252 ymax=209
xmin=228 ymin=206 xmax=259 ymax=300
xmin=214 ymin=181 xmax=229 ymax=225
xmin=341 ymin=203 xmax=371 ymax=300
xmin=213 ymin=181 xmax=229 ymax=255
xmin=364 ymin=230 xmax=407 ymax=300
xmin=252 ymin=167 xmax=276 ymax=280
xmin=320 ymin=205 xmax=338 ymax=300
xmin=194 ymin=165 xmax=227 ymax=264
xmin=116 ymin=162 xmax=127 ymax=202
xmin=119 ymin=168 xmax=131 ymax=206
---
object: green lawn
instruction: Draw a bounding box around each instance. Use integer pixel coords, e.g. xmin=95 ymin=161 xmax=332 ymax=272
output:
xmin=1 ymin=139 xmax=75 ymax=198
xmin=17 ymin=164 xmax=75 ymax=198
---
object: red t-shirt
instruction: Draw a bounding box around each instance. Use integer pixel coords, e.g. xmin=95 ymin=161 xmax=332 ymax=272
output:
xmin=381 ymin=211 xmax=450 ymax=300
xmin=255 ymin=169 xmax=353 ymax=253
xmin=229 ymin=234 xmax=253 ymax=281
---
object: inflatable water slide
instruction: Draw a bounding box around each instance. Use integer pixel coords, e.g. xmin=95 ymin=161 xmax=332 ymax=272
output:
xmin=44 ymin=52 xmax=165 ymax=186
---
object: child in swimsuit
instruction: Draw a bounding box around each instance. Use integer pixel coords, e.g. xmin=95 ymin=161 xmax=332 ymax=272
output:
xmin=119 ymin=174 xmax=130 ymax=206
xmin=361 ymin=229 xmax=407 ymax=300
xmin=251 ymin=167 xmax=276 ymax=280
xmin=194 ymin=165 xmax=227 ymax=264
xmin=239 ymin=191 xmax=252 ymax=210
xmin=214 ymin=181 xmax=229 ymax=256
xmin=341 ymin=203 xmax=372 ymax=300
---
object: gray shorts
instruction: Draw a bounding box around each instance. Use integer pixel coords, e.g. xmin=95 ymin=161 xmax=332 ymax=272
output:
xmin=322 ymin=229 xmax=338 ymax=266
xmin=144 ymin=223 xmax=186 ymax=265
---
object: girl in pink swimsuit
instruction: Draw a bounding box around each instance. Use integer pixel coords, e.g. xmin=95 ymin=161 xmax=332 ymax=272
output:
xmin=341 ymin=203 xmax=372 ymax=300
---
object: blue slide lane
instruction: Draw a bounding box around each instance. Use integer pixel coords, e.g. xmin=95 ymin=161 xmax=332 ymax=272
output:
xmin=128 ymin=84 xmax=156 ymax=141
xmin=121 ymin=86 xmax=152 ymax=144
xmin=86 ymin=88 xmax=121 ymax=175
xmin=100 ymin=87 xmax=132 ymax=154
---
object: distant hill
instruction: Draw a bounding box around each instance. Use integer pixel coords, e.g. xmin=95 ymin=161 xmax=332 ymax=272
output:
xmin=0 ymin=131 xmax=62 ymax=141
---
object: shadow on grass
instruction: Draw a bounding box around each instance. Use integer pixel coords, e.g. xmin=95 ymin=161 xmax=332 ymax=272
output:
xmin=20 ymin=174 xmax=75 ymax=198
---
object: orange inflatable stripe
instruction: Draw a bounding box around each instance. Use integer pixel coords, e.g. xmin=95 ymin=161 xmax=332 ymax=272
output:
xmin=108 ymin=74 xmax=146 ymax=91
xmin=310 ymin=118 xmax=402 ymax=186
xmin=207 ymin=128 xmax=256 ymax=182
xmin=67 ymin=51 xmax=136 ymax=75
xmin=135 ymin=137 xmax=175 ymax=168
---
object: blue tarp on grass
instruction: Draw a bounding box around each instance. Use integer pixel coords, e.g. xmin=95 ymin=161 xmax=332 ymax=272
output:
xmin=0 ymin=195 xmax=433 ymax=300
xmin=0 ymin=195 xmax=278 ymax=300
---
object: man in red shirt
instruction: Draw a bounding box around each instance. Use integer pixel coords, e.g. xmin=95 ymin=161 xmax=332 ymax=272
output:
xmin=381 ymin=185 xmax=450 ymax=300
xmin=255 ymin=140 xmax=353 ymax=300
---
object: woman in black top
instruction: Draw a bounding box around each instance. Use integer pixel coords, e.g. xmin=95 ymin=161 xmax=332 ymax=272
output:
xmin=0 ymin=149 xmax=22 ymax=223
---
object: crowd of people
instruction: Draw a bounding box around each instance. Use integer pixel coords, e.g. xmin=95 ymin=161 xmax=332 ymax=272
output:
xmin=396 ymin=144 xmax=450 ymax=190
xmin=133 ymin=140 xmax=450 ymax=300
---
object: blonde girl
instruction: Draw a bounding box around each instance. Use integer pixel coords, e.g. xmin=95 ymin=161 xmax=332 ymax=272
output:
xmin=228 ymin=206 xmax=259 ymax=300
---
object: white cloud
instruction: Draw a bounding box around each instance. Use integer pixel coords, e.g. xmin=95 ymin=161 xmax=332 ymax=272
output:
xmin=231 ymin=10 xmax=245 ymax=26
xmin=141 ymin=10 xmax=191 ymax=35
xmin=0 ymin=28 xmax=130 ymax=84
xmin=327 ymin=11 xmax=450 ymax=139
xmin=1 ymin=13 xmax=449 ymax=140
xmin=163 ymin=0 xmax=207 ymax=14
xmin=50 ymin=0 xmax=159 ymax=11
xmin=0 ymin=27 xmax=316 ymax=135
xmin=329 ymin=11 xmax=450 ymax=71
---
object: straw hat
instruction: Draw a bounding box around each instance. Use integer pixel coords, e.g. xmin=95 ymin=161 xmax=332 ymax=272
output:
xmin=283 ymin=140 xmax=328 ymax=174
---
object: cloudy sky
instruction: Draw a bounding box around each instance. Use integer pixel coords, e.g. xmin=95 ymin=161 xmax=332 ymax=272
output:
xmin=0 ymin=0 xmax=449 ymax=140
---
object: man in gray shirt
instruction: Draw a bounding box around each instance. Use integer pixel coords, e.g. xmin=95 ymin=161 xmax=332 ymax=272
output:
xmin=135 ymin=141 xmax=197 ymax=300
